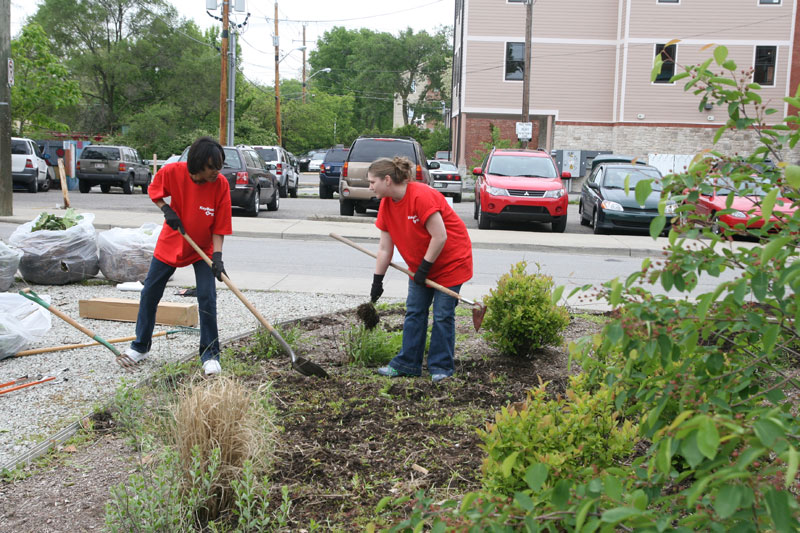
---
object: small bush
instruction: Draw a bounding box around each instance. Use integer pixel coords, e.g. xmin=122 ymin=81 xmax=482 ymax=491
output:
xmin=477 ymin=373 xmax=638 ymax=495
xmin=482 ymin=261 xmax=570 ymax=356
xmin=344 ymin=324 xmax=403 ymax=366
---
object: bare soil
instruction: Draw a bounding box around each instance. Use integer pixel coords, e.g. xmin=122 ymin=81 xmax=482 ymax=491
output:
xmin=0 ymin=306 xmax=602 ymax=532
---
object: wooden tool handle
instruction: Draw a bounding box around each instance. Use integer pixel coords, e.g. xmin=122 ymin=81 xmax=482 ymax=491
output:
xmin=329 ymin=233 xmax=472 ymax=304
xmin=15 ymin=331 xmax=167 ymax=357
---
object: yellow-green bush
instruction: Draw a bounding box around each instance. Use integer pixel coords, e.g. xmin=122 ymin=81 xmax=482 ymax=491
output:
xmin=477 ymin=373 xmax=638 ymax=495
xmin=482 ymin=261 xmax=569 ymax=356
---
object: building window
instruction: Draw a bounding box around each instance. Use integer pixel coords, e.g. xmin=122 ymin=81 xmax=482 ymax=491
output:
xmin=508 ymin=0 xmax=527 ymax=3
xmin=754 ymin=46 xmax=777 ymax=85
xmin=505 ymin=42 xmax=524 ymax=81
xmin=759 ymin=0 xmax=781 ymax=5
xmin=654 ymin=43 xmax=676 ymax=83
xmin=657 ymin=0 xmax=680 ymax=3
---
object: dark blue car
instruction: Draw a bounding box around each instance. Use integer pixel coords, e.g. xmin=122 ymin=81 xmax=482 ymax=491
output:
xmin=319 ymin=147 xmax=349 ymax=199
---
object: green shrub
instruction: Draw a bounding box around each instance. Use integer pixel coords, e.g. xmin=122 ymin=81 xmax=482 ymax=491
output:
xmin=344 ymin=324 xmax=402 ymax=366
xmin=477 ymin=373 xmax=638 ymax=495
xmin=482 ymin=261 xmax=570 ymax=356
xmin=251 ymin=325 xmax=301 ymax=360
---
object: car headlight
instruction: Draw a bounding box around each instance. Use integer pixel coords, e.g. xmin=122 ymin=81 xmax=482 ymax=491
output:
xmin=543 ymin=188 xmax=564 ymax=198
xmin=730 ymin=210 xmax=747 ymax=219
xmin=486 ymin=185 xmax=509 ymax=196
xmin=664 ymin=202 xmax=677 ymax=214
xmin=601 ymin=200 xmax=623 ymax=212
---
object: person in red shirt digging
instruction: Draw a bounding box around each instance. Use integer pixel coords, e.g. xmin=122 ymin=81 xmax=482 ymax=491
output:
xmin=125 ymin=136 xmax=233 ymax=376
xmin=368 ymin=156 xmax=473 ymax=383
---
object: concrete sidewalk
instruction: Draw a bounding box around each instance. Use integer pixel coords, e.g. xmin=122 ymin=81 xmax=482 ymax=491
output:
xmin=0 ymin=205 xmax=671 ymax=258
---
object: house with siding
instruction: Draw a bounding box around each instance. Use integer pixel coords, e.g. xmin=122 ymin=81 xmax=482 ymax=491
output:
xmin=450 ymin=0 xmax=800 ymax=172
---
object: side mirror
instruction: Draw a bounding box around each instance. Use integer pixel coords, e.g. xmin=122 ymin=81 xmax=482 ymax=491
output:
xmin=587 ymin=181 xmax=599 ymax=190
xmin=561 ymin=171 xmax=571 ymax=179
xmin=472 ymin=167 xmax=482 ymax=176
xmin=428 ymin=161 xmax=440 ymax=170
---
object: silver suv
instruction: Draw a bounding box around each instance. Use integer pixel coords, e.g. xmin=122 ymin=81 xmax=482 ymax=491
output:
xmin=339 ymin=136 xmax=433 ymax=216
xmin=249 ymin=145 xmax=299 ymax=198
xmin=76 ymin=145 xmax=151 ymax=194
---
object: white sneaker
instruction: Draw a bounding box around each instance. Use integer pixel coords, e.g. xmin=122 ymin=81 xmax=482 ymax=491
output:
xmin=124 ymin=347 xmax=150 ymax=363
xmin=203 ymin=359 xmax=221 ymax=376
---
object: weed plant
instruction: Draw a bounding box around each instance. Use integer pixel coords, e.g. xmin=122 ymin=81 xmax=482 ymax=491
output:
xmin=250 ymin=325 xmax=301 ymax=360
xmin=344 ymin=324 xmax=403 ymax=366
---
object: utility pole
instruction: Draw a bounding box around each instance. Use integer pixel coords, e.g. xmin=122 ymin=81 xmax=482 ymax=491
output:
xmin=521 ymin=0 xmax=533 ymax=149
xmin=302 ymin=25 xmax=307 ymax=104
xmin=0 ymin=0 xmax=11 ymax=216
xmin=227 ymin=28 xmax=236 ymax=145
xmin=274 ymin=2 xmax=282 ymax=146
xmin=219 ymin=0 xmax=230 ymax=145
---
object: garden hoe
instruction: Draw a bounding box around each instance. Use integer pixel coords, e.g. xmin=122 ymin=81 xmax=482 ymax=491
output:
xmin=329 ymin=233 xmax=488 ymax=331
xmin=180 ymin=231 xmax=329 ymax=379
xmin=18 ymin=288 xmax=138 ymax=369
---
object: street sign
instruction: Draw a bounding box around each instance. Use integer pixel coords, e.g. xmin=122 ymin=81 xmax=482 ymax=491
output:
xmin=516 ymin=121 xmax=532 ymax=140
xmin=7 ymin=60 xmax=13 ymax=87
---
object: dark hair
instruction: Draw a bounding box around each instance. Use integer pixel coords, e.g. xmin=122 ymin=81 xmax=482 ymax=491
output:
xmin=187 ymin=136 xmax=224 ymax=174
xmin=368 ymin=156 xmax=413 ymax=184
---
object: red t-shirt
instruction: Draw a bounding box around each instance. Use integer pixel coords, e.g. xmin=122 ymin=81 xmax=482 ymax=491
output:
xmin=149 ymin=162 xmax=233 ymax=267
xmin=376 ymin=182 xmax=473 ymax=287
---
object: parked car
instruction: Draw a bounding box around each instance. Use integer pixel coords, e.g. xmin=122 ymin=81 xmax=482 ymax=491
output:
xmin=11 ymin=137 xmax=50 ymax=193
xmin=306 ymin=149 xmax=328 ymax=172
xmin=428 ymin=160 xmax=463 ymax=203
xmin=339 ymin=136 xmax=433 ymax=216
xmin=580 ymin=162 xmax=675 ymax=234
xmin=318 ymin=147 xmax=350 ymax=200
xmin=434 ymin=150 xmax=452 ymax=160
xmin=179 ymin=145 xmax=279 ymax=216
xmin=248 ymin=145 xmax=298 ymax=198
xmin=685 ymin=176 xmax=796 ymax=234
xmin=473 ymin=148 xmax=569 ymax=232
xmin=76 ymin=145 xmax=151 ymax=194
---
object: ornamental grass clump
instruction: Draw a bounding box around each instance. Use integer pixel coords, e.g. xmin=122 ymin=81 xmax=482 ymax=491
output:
xmin=172 ymin=376 xmax=274 ymax=522
xmin=482 ymin=261 xmax=569 ymax=357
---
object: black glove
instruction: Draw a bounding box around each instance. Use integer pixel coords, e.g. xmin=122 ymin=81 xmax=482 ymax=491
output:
xmin=160 ymin=204 xmax=184 ymax=234
xmin=211 ymin=251 xmax=226 ymax=281
xmin=370 ymin=274 xmax=384 ymax=303
xmin=413 ymin=259 xmax=434 ymax=286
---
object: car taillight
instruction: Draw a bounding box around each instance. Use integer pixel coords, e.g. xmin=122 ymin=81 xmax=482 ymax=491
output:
xmin=320 ymin=163 xmax=326 ymax=172
xmin=119 ymin=162 xmax=126 ymax=171
xmin=25 ymin=159 xmax=33 ymax=168
xmin=447 ymin=174 xmax=460 ymax=181
xmin=276 ymin=163 xmax=282 ymax=176
xmin=343 ymin=161 xmax=348 ymax=178
xmin=416 ymin=165 xmax=423 ymax=181
xmin=76 ymin=161 xmax=81 ymax=170
xmin=236 ymin=171 xmax=249 ymax=185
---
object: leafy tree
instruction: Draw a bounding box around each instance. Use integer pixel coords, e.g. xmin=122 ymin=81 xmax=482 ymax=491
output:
xmin=421 ymin=124 xmax=450 ymax=159
xmin=10 ymin=23 xmax=81 ymax=137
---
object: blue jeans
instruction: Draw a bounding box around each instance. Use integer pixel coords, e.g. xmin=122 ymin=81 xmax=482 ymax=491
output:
xmin=130 ymin=257 xmax=220 ymax=362
xmin=387 ymin=279 xmax=462 ymax=377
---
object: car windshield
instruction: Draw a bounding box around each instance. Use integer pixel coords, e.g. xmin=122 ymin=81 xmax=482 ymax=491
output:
xmin=602 ymin=168 xmax=663 ymax=191
xmin=324 ymin=149 xmax=349 ymax=163
xmin=348 ymin=140 xmax=416 ymax=162
xmin=81 ymin=147 xmax=120 ymax=160
xmin=436 ymin=162 xmax=458 ymax=171
xmin=488 ymin=155 xmax=557 ymax=178
xmin=311 ymin=151 xmax=327 ymax=159
xmin=254 ymin=148 xmax=278 ymax=161
xmin=713 ymin=177 xmax=771 ymax=197
xmin=11 ymin=140 xmax=30 ymax=155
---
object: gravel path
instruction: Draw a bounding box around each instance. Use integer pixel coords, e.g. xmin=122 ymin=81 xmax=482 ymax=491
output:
xmin=0 ymin=281 xmax=365 ymax=467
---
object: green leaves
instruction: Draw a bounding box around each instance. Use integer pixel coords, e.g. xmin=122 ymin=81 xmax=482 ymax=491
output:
xmin=713 ymin=45 xmax=729 ymax=65
xmin=714 ymin=485 xmax=743 ymax=519
xmin=785 ymin=164 xmax=800 ymax=188
xmin=753 ymin=417 xmax=785 ymax=447
xmin=760 ymin=187 xmax=779 ymax=223
xmin=635 ymin=179 xmax=652 ymax=206
xmin=697 ymin=417 xmax=720 ymax=460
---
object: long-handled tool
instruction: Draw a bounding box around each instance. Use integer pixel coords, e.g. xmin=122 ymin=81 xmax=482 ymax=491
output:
xmin=180 ymin=231 xmax=328 ymax=378
xmin=329 ymin=233 xmax=488 ymax=331
xmin=0 ymin=375 xmax=56 ymax=396
xmin=18 ymin=289 xmax=138 ymax=369
xmin=14 ymin=331 xmax=168 ymax=358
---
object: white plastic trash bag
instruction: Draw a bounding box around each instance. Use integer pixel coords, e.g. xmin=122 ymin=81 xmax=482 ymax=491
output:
xmin=9 ymin=211 xmax=99 ymax=285
xmin=0 ymin=293 xmax=52 ymax=360
xmin=98 ymin=223 xmax=161 ymax=282
xmin=0 ymin=241 xmax=22 ymax=291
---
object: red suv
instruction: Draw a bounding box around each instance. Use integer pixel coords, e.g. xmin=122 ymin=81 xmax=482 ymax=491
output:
xmin=473 ymin=148 xmax=570 ymax=232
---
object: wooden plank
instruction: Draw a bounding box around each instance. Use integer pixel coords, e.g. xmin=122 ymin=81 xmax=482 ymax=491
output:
xmin=78 ymin=297 xmax=198 ymax=326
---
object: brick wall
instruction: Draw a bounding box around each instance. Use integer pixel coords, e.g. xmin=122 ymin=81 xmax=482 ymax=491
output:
xmin=463 ymin=116 xmax=540 ymax=167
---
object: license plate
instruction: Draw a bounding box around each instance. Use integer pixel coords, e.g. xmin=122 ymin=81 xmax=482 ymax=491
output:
xmin=433 ymin=182 xmax=444 ymax=188
xmin=94 ymin=163 xmax=104 ymax=169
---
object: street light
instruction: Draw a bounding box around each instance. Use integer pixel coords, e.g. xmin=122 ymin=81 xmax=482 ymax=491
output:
xmin=303 ymin=67 xmax=331 ymax=103
xmin=275 ymin=46 xmax=307 ymax=146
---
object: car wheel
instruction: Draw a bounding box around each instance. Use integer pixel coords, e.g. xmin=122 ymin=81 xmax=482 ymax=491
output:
xmin=552 ymin=216 xmax=567 ymax=233
xmin=100 ymin=184 xmax=111 ymax=193
xmin=78 ymin=180 xmax=91 ymax=193
xmin=279 ymin=181 xmax=288 ymax=198
xmin=477 ymin=203 xmax=491 ymax=229
xmin=592 ymin=208 xmax=606 ymax=234
xmin=473 ymin=198 xmax=479 ymax=220
xmin=246 ymin=187 xmax=260 ymax=216
xmin=289 ymin=186 xmax=298 ymax=198
xmin=355 ymin=204 xmax=367 ymax=214
xmin=267 ymin=189 xmax=280 ymax=211
xmin=141 ymin=174 xmax=151 ymax=195
xmin=27 ymin=178 xmax=37 ymax=193
xmin=122 ymin=174 xmax=134 ymax=194
xmin=453 ymin=193 xmax=462 ymax=204
xmin=340 ymin=198 xmax=355 ymax=216
xmin=319 ymin=183 xmax=331 ymax=199
xmin=711 ymin=213 xmax=724 ymax=235
xmin=38 ymin=172 xmax=51 ymax=192
xmin=579 ymin=201 xmax=591 ymax=226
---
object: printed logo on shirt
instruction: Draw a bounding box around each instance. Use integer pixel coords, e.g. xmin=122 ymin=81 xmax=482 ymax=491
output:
xmin=199 ymin=206 xmax=215 ymax=217
xmin=407 ymin=215 xmax=420 ymax=224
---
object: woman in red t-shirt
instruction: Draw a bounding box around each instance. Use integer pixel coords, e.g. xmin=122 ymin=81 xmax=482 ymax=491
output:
xmin=369 ymin=156 xmax=473 ymax=383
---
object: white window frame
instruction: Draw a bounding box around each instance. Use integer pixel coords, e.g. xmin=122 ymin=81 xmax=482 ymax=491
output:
xmin=652 ymin=43 xmax=677 ymax=85
xmin=753 ymin=45 xmax=778 ymax=87
xmin=656 ymin=0 xmax=680 ymax=4
xmin=504 ymin=41 xmax=525 ymax=83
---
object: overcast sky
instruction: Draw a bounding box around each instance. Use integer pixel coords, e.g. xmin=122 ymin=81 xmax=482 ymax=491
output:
xmin=10 ymin=0 xmax=455 ymax=85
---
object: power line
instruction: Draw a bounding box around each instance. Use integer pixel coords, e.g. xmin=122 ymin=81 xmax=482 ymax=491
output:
xmin=258 ymin=0 xmax=445 ymax=25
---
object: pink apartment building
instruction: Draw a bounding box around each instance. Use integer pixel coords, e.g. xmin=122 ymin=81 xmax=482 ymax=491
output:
xmin=450 ymin=0 xmax=800 ymax=171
